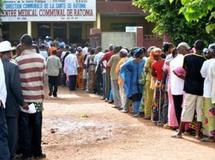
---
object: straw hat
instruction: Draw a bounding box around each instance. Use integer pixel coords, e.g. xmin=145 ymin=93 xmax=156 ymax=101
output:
xmin=0 ymin=41 xmax=16 ymax=53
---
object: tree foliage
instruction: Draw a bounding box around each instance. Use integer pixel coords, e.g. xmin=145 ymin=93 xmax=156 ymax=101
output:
xmin=133 ymin=0 xmax=215 ymax=45
xmin=0 ymin=0 xmax=2 ymax=12
xmin=176 ymin=0 xmax=215 ymax=33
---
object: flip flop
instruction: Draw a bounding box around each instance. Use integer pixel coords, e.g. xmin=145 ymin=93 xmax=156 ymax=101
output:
xmin=201 ymin=137 xmax=215 ymax=142
xmin=171 ymin=134 xmax=182 ymax=139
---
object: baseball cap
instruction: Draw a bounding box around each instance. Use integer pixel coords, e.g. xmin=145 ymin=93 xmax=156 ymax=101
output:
xmin=120 ymin=48 xmax=128 ymax=55
xmin=208 ymin=43 xmax=215 ymax=53
xmin=177 ymin=42 xmax=191 ymax=50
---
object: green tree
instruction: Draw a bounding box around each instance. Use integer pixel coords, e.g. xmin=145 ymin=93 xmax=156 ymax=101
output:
xmin=133 ymin=0 xmax=215 ymax=45
xmin=175 ymin=0 xmax=215 ymax=33
xmin=0 ymin=0 xmax=2 ymax=13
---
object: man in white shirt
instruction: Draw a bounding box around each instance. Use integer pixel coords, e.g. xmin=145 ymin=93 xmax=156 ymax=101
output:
xmin=64 ymin=52 xmax=79 ymax=91
xmin=170 ymin=43 xmax=190 ymax=125
xmin=0 ymin=50 xmax=10 ymax=160
xmin=201 ymin=43 xmax=215 ymax=141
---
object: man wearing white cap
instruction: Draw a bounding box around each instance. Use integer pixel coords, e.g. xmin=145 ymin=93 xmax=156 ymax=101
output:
xmin=0 ymin=41 xmax=11 ymax=160
xmin=0 ymin=41 xmax=26 ymax=159
xmin=169 ymin=42 xmax=190 ymax=126
xmin=173 ymin=40 xmax=206 ymax=139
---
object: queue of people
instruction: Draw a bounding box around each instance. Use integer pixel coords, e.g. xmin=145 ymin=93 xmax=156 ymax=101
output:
xmin=0 ymin=34 xmax=215 ymax=160
xmin=67 ymin=41 xmax=215 ymax=143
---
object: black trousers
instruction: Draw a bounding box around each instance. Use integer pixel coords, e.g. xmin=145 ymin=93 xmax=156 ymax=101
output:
xmin=48 ymin=76 xmax=58 ymax=96
xmin=172 ymin=95 xmax=183 ymax=125
xmin=0 ymin=107 xmax=10 ymax=160
xmin=18 ymin=112 xmax=42 ymax=157
xmin=6 ymin=116 xmax=18 ymax=158
xmin=69 ymin=75 xmax=77 ymax=91
xmin=61 ymin=72 xmax=67 ymax=86
xmin=95 ymin=70 xmax=103 ymax=94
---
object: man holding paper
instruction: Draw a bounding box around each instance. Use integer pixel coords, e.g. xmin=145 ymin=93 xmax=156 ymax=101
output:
xmin=16 ymin=34 xmax=46 ymax=160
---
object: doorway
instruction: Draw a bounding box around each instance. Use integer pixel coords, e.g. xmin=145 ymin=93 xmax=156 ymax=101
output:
xmin=38 ymin=23 xmax=51 ymax=40
xmin=70 ymin=23 xmax=82 ymax=44
xmin=53 ymin=23 xmax=66 ymax=41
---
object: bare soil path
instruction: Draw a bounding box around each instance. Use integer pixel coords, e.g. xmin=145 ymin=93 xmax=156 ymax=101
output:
xmin=42 ymin=87 xmax=215 ymax=160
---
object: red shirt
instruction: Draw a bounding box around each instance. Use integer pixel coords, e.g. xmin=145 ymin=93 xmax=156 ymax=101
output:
xmin=101 ymin=51 xmax=114 ymax=63
xmin=152 ymin=60 xmax=165 ymax=81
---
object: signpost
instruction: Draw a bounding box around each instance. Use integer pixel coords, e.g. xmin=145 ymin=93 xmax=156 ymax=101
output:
xmin=125 ymin=26 xmax=142 ymax=33
xmin=1 ymin=0 xmax=96 ymax=22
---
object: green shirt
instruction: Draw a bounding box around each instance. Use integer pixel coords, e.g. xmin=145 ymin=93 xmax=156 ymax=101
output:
xmin=46 ymin=55 xmax=62 ymax=76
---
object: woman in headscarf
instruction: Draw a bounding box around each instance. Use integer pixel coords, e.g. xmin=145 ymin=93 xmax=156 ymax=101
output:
xmin=87 ymin=48 xmax=96 ymax=93
xmin=151 ymin=48 xmax=165 ymax=125
xmin=140 ymin=46 xmax=156 ymax=120
xmin=161 ymin=43 xmax=175 ymax=127
xmin=201 ymin=43 xmax=215 ymax=142
xmin=120 ymin=48 xmax=146 ymax=117
xmin=115 ymin=48 xmax=129 ymax=112
xmin=76 ymin=47 xmax=84 ymax=89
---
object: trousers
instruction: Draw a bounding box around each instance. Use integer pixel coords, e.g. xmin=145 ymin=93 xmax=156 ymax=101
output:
xmin=68 ymin=75 xmax=77 ymax=91
xmin=0 ymin=107 xmax=10 ymax=160
xmin=18 ymin=112 xmax=42 ymax=157
xmin=6 ymin=116 xmax=18 ymax=158
xmin=111 ymin=80 xmax=121 ymax=108
xmin=48 ymin=76 xmax=58 ymax=96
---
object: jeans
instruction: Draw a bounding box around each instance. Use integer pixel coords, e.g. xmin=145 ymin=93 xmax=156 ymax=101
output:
xmin=133 ymin=101 xmax=141 ymax=114
xmin=109 ymin=90 xmax=113 ymax=101
xmin=48 ymin=76 xmax=58 ymax=96
xmin=162 ymin=92 xmax=169 ymax=124
xmin=18 ymin=112 xmax=43 ymax=157
xmin=68 ymin=75 xmax=77 ymax=91
xmin=0 ymin=107 xmax=10 ymax=160
xmin=102 ymin=74 xmax=106 ymax=99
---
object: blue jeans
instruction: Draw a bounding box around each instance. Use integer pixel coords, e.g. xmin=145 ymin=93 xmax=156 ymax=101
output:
xmin=102 ymin=74 xmax=106 ymax=98
xmin=133 ymin=101 xmax=141 ymax=114
xmin=109 ymin=90 xmax=113 ymax=101
xmin=0 ymin=107 xmax=10 ymax=160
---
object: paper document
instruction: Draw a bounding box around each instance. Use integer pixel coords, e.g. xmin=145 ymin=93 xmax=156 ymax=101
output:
xmin=20 ymin=103 xmax=37 ymax=114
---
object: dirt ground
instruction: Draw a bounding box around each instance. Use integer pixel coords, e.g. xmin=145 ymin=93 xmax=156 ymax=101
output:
xmin=42 ymin=86 xmax=215 ymax=160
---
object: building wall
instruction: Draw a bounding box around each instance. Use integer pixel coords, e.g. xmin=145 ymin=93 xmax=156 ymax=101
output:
xmin=101 ymin=16 xmax=154 ymax=34
xmin=101 ymin=32 xmax=136 ymax=49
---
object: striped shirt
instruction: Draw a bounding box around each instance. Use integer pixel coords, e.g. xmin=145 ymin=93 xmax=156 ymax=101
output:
xmin=16 ymin=49 xmax=45 ymax=103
